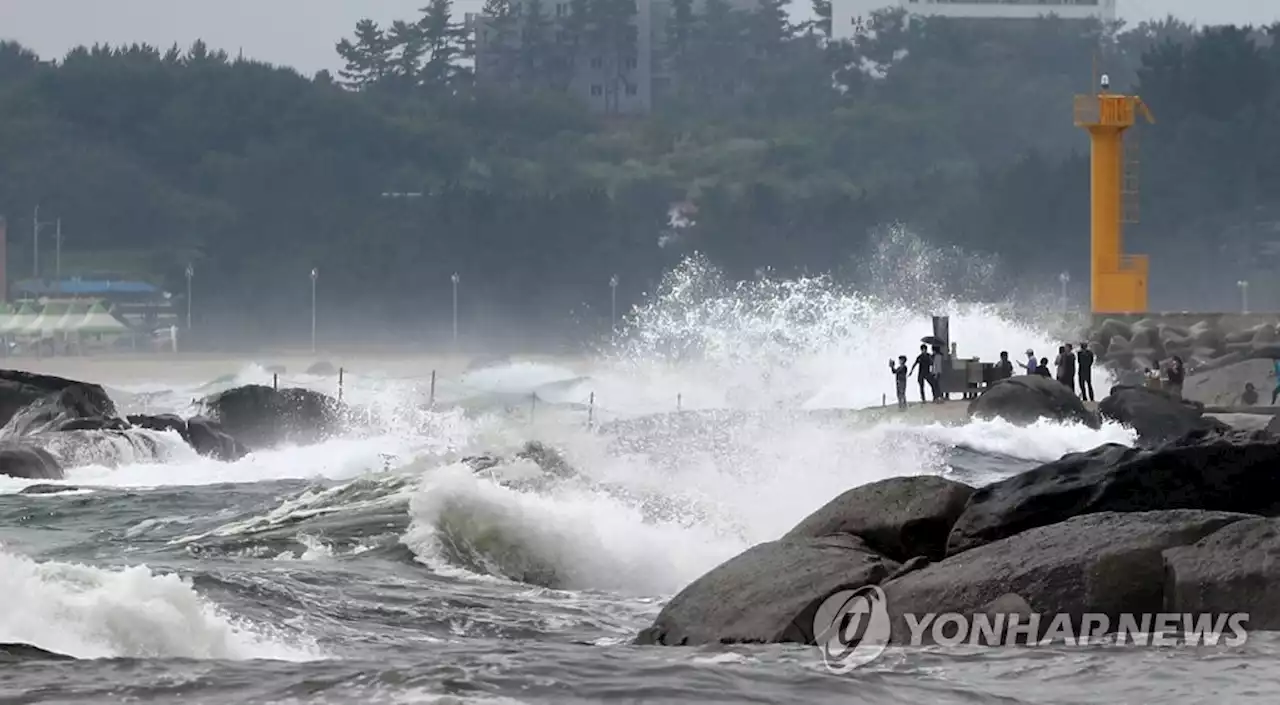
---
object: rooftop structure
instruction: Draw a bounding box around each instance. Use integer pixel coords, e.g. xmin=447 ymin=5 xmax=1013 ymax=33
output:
xmin=833 ymin=0 xmax=1117 ymax=40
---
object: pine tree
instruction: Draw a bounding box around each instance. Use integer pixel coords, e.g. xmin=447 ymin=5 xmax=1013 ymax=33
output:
xmin=747 ymin=0 xmax=793 ymax=58
xmin=548 ymin=0 xmax=591 ymax=91
xmin=388 ymin=19 xmax=428 ymax=88
xmin=335 ymin=19 xmax=392 ymax=89
xmin=417 ymin=0 xmax=468 ymax=90
xmin=810 ymin=0 xmax=832 ymax=38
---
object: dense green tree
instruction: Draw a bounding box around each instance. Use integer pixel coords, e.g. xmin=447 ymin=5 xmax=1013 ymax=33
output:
xmin=6 ymin=13 xmax=1280 ymax=346
xmin=809 ymin=0 xmax=831 ymax=38
xmin=335 ymin=19 xmax=391 ymax=88
xmin=417 ymin=0 xmax=470 ymax=89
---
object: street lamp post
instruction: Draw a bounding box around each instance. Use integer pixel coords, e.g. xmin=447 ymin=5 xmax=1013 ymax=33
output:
xmin=609 ymin=274 xmax=619 ymax=331
xmin=310 ymin=268 xmax=318 ymax=353
xmin=32 ymin=205 xmax=51 ymax=279
xmin=185 ymin=264 xmax=194 ymax=330
xmin=451 ymin=272 xmax=460 ymax=349
xmin=1058 ymin=271 xmax=1071 ymax=312
xmin=54 ymin=218 xmax=62 ymax=288
xmin=1238 ymin=280 xmax=1250 ymax=315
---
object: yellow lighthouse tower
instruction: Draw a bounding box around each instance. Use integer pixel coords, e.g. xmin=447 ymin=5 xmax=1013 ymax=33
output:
xmin=1074 ymin=76 xmax=1155 ymax=314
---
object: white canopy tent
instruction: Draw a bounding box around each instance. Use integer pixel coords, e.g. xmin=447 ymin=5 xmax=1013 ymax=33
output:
xmin=22 ymin=302 xmax=66 ymax=338
xmin=2 ymin=303 xmax=39 ymax=337
xmin=74 ymin=302 xmax=130 ymax=336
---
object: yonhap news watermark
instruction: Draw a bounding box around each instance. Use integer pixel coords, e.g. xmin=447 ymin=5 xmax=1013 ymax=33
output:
xmin=813 ymin=585 xmax=1250 ymax=674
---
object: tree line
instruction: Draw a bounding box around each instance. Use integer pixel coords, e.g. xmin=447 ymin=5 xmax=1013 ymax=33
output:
xmin=0 ymin=6 xmax=1278 ymax=350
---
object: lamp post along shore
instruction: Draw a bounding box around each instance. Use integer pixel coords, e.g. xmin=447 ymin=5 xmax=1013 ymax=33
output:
xmin=609 ymin=274 xmax=619 ymax=331
xmin=55 ymin=218 xmax=62 ymax=287
xmin=451 ymin=272 xmax=460 ymax=350
xmin=310 ymin=268 xmax=318 ymax=353
xmin=185 ymin=264 xmax=194 ymax=331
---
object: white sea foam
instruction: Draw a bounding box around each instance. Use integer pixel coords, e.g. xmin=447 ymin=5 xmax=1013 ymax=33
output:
xmin=0 ymin=547 xmax=320 ymax=660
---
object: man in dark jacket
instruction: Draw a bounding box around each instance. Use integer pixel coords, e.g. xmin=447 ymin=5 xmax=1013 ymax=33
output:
xmin=909 ymin=344 xmax=932 ymax=403
xmin=1077 ymin=342 xmax=1096 ymax=401
xmin=995 ymin=351 xmax=1014 ymax=381
xmin=1059 ymin=343 xmax=1076 ymax=393
xmin=1166 ymin=356 xmax=1186 ymax=398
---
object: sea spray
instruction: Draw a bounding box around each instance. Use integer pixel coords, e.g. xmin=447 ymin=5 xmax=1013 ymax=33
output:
xmin=0 ymin=548 xmax=319 ymax=660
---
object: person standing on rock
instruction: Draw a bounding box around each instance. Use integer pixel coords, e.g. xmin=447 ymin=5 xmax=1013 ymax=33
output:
xmin=996 ymin=351 xmax=1014 ymax=380
xmin=1036 ymin=357 xmax=1052 ymax=377
xmin=1166 ymin=356 xmax=1186 ymax=398
xmin=1077 ymin=342 xmax=1096 ymax=402
xmin=1054 ymin=346 xmax=1069 ymax=387
xmin=909 ymin=344 xmax=933 ymax=403
xmin=930 ymin=345 xmax=945 ymax=402
xmin=890 ymin=355 xmax=909 ymax=410
xmin=1021 ymin=349 xmax=1037 ymax=374
xmin=1061 ymin=343 xmax=1077 ymax=393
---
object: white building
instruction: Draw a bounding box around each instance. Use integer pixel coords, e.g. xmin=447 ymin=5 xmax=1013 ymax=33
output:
xmin=471 ymin=0 xmax=658 ymax=115
xmin=833 ymin=0 xmax=1118 ymax=40
xmin=473 ymin=0 xmax=759 ymax=115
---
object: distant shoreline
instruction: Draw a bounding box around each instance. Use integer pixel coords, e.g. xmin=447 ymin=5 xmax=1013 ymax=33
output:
xmin=0 ymin=351 xmax=588 ymax=385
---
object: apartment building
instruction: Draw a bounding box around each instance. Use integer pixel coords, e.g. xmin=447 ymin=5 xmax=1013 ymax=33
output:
xmin=472 ymin=0 xmax=758 ymax=115
xmin=832 ymin=0 xmax=1118 ymax=40
xmin=471 ymin=0 xmax=656 ymax=114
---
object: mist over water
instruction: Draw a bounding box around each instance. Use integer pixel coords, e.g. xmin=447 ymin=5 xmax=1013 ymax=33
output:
xmin=0 ymin=228 xmax=1160 ymax=704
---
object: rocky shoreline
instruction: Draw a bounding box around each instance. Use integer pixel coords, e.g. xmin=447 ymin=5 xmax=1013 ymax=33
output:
xmin=0 ymin=369 xmax=344 ymax=481
xmin=637 ymin=375 xmax=1280 ymax=647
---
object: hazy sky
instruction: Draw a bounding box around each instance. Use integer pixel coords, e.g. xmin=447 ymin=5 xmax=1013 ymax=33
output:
xmin=1 ymin=1 xmax=1276 ymax=76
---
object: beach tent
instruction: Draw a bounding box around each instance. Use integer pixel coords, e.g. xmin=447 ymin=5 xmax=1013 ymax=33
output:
xmin=75 ymin=302 xmax=130 ymax=336
xmin=2 ymin=303 xmax=38 ymax=336
xmin=53 ymin=301 xmax=90 ymax=334
xmin=24 ymin=302 xmax=67 ymax=338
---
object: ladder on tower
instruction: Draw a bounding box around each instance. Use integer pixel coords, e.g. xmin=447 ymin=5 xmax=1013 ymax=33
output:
xmin=1122 ymin=126 xmax=1141 ymax=224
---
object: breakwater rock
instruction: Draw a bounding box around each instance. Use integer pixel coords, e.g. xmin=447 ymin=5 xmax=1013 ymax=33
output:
xmin=1087 ymin=315 xmax=1280 ymax=376
xmin=636 ymin=427 xmax=1280 ymax=647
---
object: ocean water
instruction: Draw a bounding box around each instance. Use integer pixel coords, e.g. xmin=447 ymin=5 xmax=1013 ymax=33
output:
xmin=1 ymin=246 xmax=1270 ymax=704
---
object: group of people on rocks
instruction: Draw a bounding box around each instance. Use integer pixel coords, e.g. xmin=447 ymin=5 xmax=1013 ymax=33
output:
xmin=888 ymin=340 xmax=1101 ymax=410
xmin=1020 ymin=342 xmax=1099 ymax=401
xmin=889 ymin=343 xmax=947 ymax=410
xmin=1141 ymin=355 xmax=1187 ymax=398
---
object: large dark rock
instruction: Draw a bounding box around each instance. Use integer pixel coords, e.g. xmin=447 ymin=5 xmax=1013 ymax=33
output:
xmin=19 ymin=483 xmax=80 ymax=495
xmin=884 ymin=511 xmax=1250 ymax=643
xmin=127 ymin=413 xmax=188 ymax=436
xmin=1163 ymin=517 xmax=1280 ymax=630
xmin=185 ymin=416 xmax=250 ymax=461
xmin=783 ymin=476 xmax=975 ymax=562
xmin=0 ymin=443 xmax=62 ymax=479
xmin=1098 ymin=384 xmax=1229 ymax=446
xmin=0 ymin=642 xmax=75 ymax=662
xmin=634 ymin=534 xmax=899 ymax=646
xmin=946 ymin=431 xmax=1280 ymax=555
xmin=0 ymin=370 xmax=91 ymax=428
xmin=127 ymin=414 xmax=249 ymax=461
xmin=967 ymin=375 xmax=1099 ymax=428
xmin=201 ymin=385 xmax=343 ymax=449
xmin=1 ymin=382 xmax=119 ymax=437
